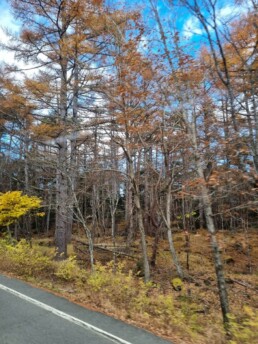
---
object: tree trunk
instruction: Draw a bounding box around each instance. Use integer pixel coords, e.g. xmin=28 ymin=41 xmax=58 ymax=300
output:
xmin=55 ymin=137 xmax=68 ymax=258
xmin=191 ymin=118 xmax=230 ymax=325
xmin=128 ymin=159 xmax=150 ymax=282
xmin=199 ymin=179 xmax=230 ymax=325
xmin=165 ymin=184 xmax=184 ymax=279
xmin=125 ymin=161 xmax=134 ymax=247
xmin=55 ymin=28 xmax=69 ymax=258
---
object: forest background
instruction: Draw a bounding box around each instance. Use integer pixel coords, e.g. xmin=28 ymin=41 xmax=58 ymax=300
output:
xmin=0 ymin=0 xmax=257 ymax=343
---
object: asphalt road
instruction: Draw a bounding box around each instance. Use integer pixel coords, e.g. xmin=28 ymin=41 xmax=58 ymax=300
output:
xmin=0 ymin=274 xmax=172 ymax=344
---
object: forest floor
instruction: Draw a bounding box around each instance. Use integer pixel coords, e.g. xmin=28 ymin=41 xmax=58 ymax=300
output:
xmin=0 ymin=228 xmax=258 ymax=344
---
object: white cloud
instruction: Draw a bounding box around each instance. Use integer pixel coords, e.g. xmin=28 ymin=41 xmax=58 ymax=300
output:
xmin=182 ymin=1 xmax=252 ymax=40
xmin=0 ymin=1 xmax=37 ymax=78
xmin=0 ymin=0 xmax=20 ymax=31
xmin=217 ymin=0 xmax=252 ymax=23
xmin=217 ymin=4 xmax=240 ymax=23
xmin=218 ymin=5 xmax=235 ymax=18
xmin=0 ymin=30 xmax=15 ymax=64
xmin=182 ymin=16 xmax=203 ymax=39
xmin=138 ymin=35 xmax=149 ymax=53
xmin=0 ymin=0 xmax=19 ymax=64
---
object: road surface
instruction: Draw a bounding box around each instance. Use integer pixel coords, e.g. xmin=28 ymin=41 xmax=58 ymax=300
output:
xmin=0 ymin=274 xmax=172 ymax=344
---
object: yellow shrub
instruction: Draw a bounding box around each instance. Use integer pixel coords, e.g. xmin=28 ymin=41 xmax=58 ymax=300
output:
xmin=0 ymin=241 xmax=205 ymax=341
xmin=54 ymin=255 xmax=81 ymax=281
xmin=0 ymin=191 xmax=43 ymax=226
xmin=171 ymin=277 xmax=183 ymax=291
xmin=0 ymin=238 xmax=53 ymax=277
xmin=87 ymin=262 xmax=115 ymax=291
xmin=229 ymin=306 xmax=258 ymax=344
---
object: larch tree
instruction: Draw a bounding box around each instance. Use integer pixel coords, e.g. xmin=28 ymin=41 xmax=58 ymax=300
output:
xmin=149 ymin=0 xmax=231 ymax=325
xmin=4 ymin=0 xmax=127 ymax=258
xmin=172 ymin=0 xmax=252 ymax=173
xmin=221 ymin=10 xmax=258 ymax=173
xmin=102 ymin=18 xmax=156 ymax=281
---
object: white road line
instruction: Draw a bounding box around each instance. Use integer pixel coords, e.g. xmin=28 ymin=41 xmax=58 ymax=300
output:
xmin=0 ymin=283 xmax=133 ymax=344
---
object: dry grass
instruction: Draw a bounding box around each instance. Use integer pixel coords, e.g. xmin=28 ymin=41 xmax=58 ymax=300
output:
xmin=0 ymin=229 xmax=257 ymax=344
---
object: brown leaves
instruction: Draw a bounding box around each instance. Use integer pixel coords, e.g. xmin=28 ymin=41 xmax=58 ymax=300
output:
xmin=31 ymin=123 xmax=65 ymax=140
xmin=20 ymin=29 xmax=43 ymax=43
xmin=25 ymin=79 xmax=50 ymax=96
xmin=91 ymin=0 xmax=103 ymax=6
xmin=0 ymin=77 xmax=35 ymax=123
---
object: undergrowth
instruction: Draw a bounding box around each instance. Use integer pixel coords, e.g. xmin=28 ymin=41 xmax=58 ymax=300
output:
xmin=0 ymin=237 xmax=53 ymax=277
xmin=228 ymin=307 xmax=258 ymax=344
xmin=0 ymin=236 xmax=257 ymax=344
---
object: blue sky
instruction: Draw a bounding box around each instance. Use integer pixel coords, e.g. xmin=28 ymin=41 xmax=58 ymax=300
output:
xmin=0 ymin=0 xmax=252 ymax=65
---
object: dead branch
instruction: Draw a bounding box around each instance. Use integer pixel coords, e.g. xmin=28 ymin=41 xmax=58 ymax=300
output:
xmin=74 ymin=239 xmax=137 ymax=260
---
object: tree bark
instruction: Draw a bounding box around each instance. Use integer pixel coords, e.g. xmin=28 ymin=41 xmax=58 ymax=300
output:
xmin=128 ymin=158 xmax=151 ymax=283
xmin=190 ymin=119 xmax=230 ymax=325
